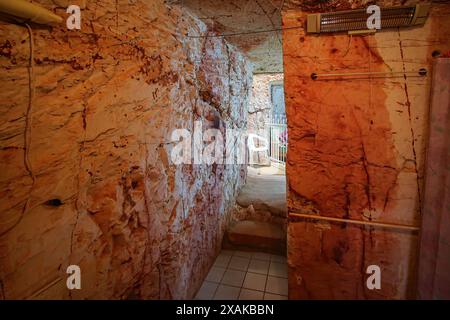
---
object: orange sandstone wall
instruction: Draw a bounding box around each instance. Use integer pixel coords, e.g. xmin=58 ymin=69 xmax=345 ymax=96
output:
xmin=0 ymin=0 xmax=251 ymax=299
xmin=282 ymin=4 xmax=450 ymax=299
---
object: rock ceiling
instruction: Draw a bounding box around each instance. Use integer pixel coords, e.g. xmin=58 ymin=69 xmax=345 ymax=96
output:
xmin=176 ymin=0 xmax=429 ymax=73
xmin=178 ymin=0 xmax=284 ymax=73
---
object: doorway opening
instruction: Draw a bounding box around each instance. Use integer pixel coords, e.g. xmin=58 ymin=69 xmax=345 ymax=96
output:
xmin=247 ymin=74 xmax=287 ymax=176
xmin=222 ymin=72 xmax=287 ymax=255
xmin=180 ymin=0 xmax=289 ymax=301
xmin=196 ymin=73 xmax=289 ymax=300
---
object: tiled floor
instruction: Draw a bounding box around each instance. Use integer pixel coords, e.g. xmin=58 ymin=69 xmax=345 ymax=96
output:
xmin=195 ymin=250 xmax=288 ymax=300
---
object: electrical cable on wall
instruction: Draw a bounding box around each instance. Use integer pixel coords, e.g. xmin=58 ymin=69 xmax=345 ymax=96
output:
xmin=0 ymin=23 xmax=36 ymax=237
xmin=185 ymin=25 xmax=304 ymax=38
xmin=23 ymin=22 xmax=36 ymax=220
xmin=341 ymin=34 xmax=352 ymax=57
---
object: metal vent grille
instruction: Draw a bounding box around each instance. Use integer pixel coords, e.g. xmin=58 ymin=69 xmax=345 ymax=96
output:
xmin=307 ymin=4 xmax=431 ymax=34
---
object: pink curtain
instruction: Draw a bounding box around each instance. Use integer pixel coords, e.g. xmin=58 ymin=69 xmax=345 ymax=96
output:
xmin=417 ymin=58 xmax=450 ymax=299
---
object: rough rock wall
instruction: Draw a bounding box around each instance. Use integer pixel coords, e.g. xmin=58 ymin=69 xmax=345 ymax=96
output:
xmin=282 ymin=4 xmax=450 ymax=299
xmin=179 ymin=0 xmax=284 ymax=73
xmin=0 ymin=0 xmax=251 ymax=299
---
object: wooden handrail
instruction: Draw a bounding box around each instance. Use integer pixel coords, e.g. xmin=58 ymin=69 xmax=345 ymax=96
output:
xmin=311 ymin=68 xmax=427 ymax=80
xmin=289 ymin=212 xmax=420 ymax=231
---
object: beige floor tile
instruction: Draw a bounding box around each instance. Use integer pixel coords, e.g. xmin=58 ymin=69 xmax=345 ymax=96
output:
xmin=265 ymin=276 xmax=288 ymax=295
xmin=234 ymin=250 xmax=253 ymax=258
xmin=243 ymin=272 xmax=267 ymax=291
xmin=270 ymin=254 xmax=286 ymax=263
xmin=221 ymin=250 xmax=235 ymax=256
xmin=268 ymin=261 xmax=287 ymax=278
xmin=248 ymin=259 xmax=270 ymax=275
xmin=213 ymin=285 xmax=240 ymax=300
xmin=221 ymin=269 xmax=246 ymax=287
xmin=228 ymin=256 xmax=250 ymax=271
xmin=252 ymin=252 xmax=271 ymax=261
xmin=214 ymin=253 xmax=231 ymax=268
xmin=264 ymin=292 xmax=288 ymax=300
xmin=239 ymin=289 xmax=264 ymax=300
xmin=195 ymin=281 xmax=218 ymax=300
xmin=206 ymin=266 xmax=226 ymax=283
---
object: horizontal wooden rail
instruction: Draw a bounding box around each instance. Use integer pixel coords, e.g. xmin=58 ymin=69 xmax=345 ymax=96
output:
xmin=311 ymin=68 xmax=427 ymax=80
xmin=289 ymin=212 xmax=420 ymax=231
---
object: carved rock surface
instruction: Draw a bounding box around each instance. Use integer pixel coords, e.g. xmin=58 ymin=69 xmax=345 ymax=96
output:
xmin=0 ymin=0 xmax=251 ymax=299
xmin=180 ymin=0 xmax=284 ymax=73
xmin=282 ymin=4 xmax=450 ymax=299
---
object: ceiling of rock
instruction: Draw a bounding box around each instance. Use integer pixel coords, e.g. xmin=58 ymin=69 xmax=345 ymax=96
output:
xmin=178 ymin=0 xmax=284 ymax=73
xmin=175 ymin=0 xmax=430 ymax=73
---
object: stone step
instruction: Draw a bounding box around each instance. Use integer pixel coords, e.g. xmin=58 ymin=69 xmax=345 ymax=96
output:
xmin=223 ymin=220 xmax=286 ymax=255
xmin=236 ymin=174 xmax=287 ymax=219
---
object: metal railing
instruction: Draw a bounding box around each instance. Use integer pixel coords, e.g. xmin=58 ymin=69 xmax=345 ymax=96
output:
xmin=266 ymin=114 xmax=287 ymax=167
